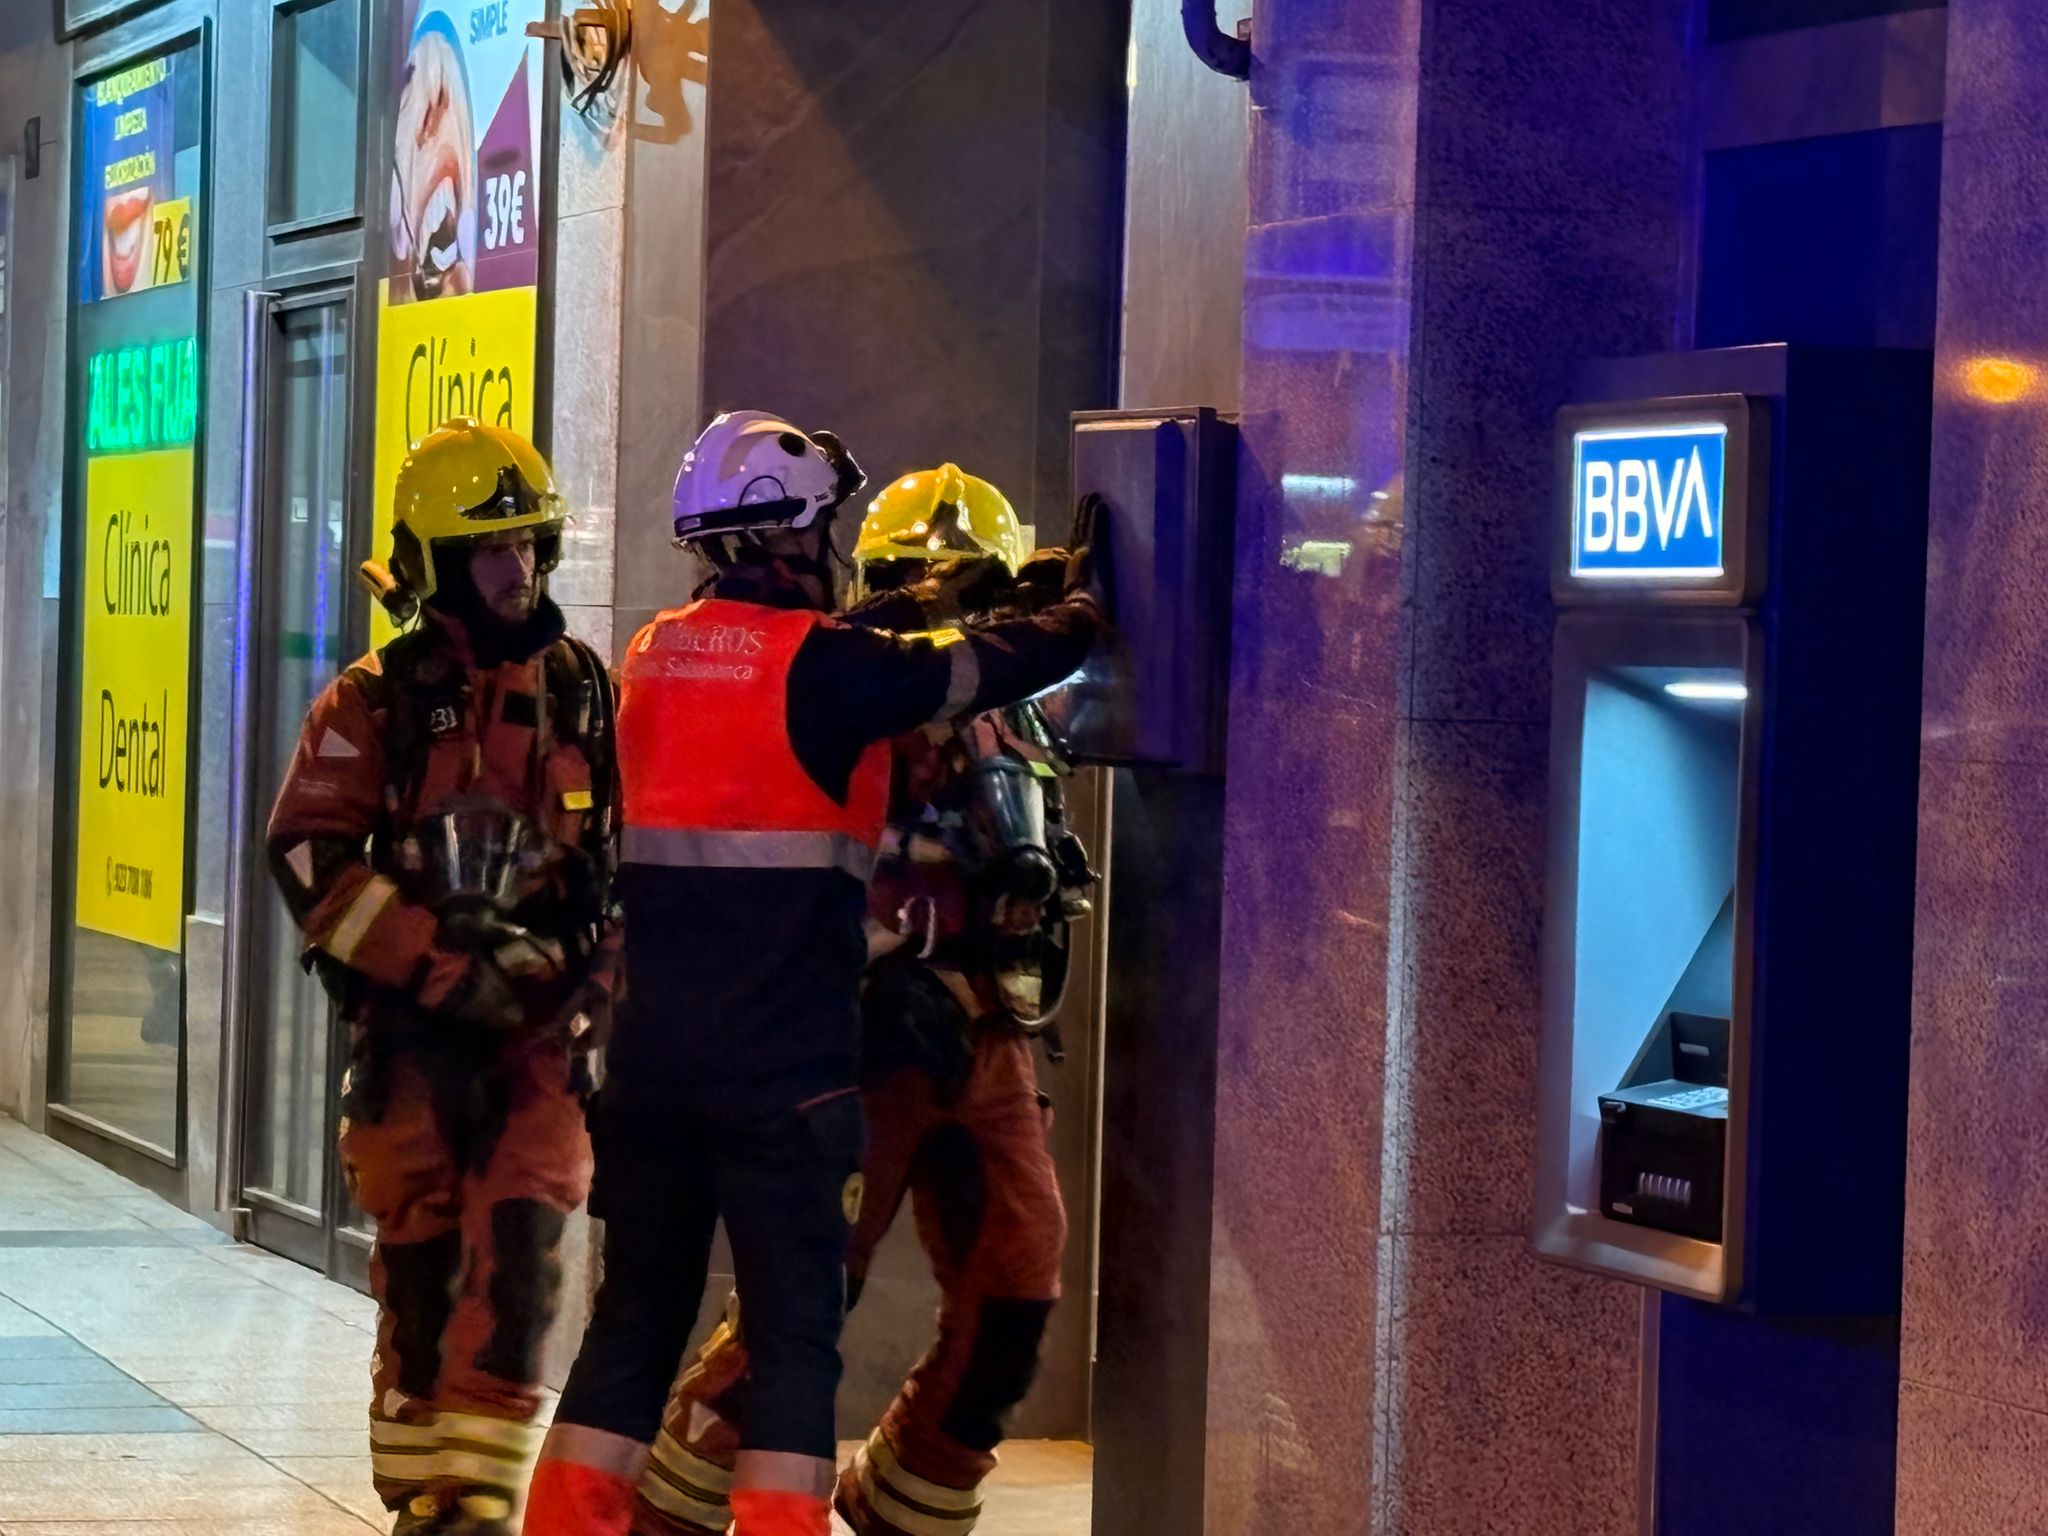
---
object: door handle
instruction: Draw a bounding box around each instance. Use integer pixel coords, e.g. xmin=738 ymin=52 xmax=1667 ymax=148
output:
xmin=214 ymin=288 xmax=276 ymax=1215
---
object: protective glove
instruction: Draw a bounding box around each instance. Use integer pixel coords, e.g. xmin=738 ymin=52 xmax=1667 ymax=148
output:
xmin=1062 ymin=492 xmax=1112 ymax=619
xmin=1016 ymin=494 xmax=1113 ymax=619
xmin=441 ymin=954 xmax=526 ymax=1031
xmin=1012 ymin=548 xmax=1066 ymax=611
xmin=435 ymin=911 xmax=570 ymax=1031
xmin=919 ymin=555 xmax=1015 ymax=621
xmin=440 ymin=911 xmax=567 ymax=985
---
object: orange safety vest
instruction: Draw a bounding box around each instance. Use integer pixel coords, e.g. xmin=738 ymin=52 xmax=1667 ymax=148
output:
xmin=617 ymin=598 xmax=891 ymax=881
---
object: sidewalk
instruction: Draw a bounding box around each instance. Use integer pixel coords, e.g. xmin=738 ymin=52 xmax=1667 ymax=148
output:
xmin=0 ymin=1118 xmax=1090 ymax=1535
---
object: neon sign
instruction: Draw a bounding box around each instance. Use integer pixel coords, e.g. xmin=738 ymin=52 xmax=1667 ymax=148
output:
xmin=84 ymin=337 xmax=198 ymax=455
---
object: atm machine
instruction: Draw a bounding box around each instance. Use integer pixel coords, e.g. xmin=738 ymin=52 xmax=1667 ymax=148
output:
xmin=1533 ymin=346 xmax=1931 ymax=1531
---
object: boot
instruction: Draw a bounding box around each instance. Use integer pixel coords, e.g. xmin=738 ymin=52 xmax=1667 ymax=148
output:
xmin=391 ymin=1493 xmax=453 ymax=1536
xmin=833 ymin=1462 xmax=866 ymax=1533
xmin=446 ymin=1491 xmax=515 ymax=1536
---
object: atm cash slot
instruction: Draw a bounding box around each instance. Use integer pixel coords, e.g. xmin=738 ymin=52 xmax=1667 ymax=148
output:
xmin=1598 ymin=1011 xmax=1729 ymax=1243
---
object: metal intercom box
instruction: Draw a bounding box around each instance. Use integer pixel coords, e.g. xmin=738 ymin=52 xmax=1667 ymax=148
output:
xmin=1038 ymin=408 xmax=1237 ymax=774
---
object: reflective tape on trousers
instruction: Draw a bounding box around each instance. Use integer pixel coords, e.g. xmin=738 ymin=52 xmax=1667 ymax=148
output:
xmin=862 ymin=1434 xmax=983 ymax=1517
xmin=621 ymin=826 xmax=876 ymax=882
xmin=651 ymin=1428 xmax=738 ymax=1495
xmin=637 ymin=1458 xmax=733 ymax=1529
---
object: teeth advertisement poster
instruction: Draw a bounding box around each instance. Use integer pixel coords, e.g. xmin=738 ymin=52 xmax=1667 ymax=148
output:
xmin=371 ymin=0 xmax=545 ymax=640
xmin=75 ymin=51 xmax=200 ymax=304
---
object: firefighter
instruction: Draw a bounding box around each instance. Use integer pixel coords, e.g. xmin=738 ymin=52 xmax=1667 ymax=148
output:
xmin=526 ymin=416 xmax=1106 ymax=1536
xmin=633 ymin=464 xmax=1096 ymax=1536
xmin=266 ymin=419 xmax=619 ymax=1536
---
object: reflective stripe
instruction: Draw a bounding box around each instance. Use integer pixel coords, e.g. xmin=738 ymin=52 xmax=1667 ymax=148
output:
xmin=437 ymin=1409 xmax=540 ymax=1457
xmin=863 ymin=1434 xmax=984 ymax=1518
xmin=734 ymin=1448 xmax=835 ymax=1498
xmin=368 ymin=1414 xmax=439 ymax=1488
xmin=940 ymin=638 xmax=982 ymax=718
xmin=325 ymin=874 xmax=399 ymax=963
xmin=637 ymin=1452 xmax=734 ymax=1530
xmin=861 ymin=1476 xmax=983 ymax=1536
xmin=435 ymin=1410 xmax=539 ymax=1489
xmin=437 ymin=1447 xmax=527 ymax=1491
xmin=622 ymin=826 xmax=876 ymax=881
xmin=369 ymin=1416 xmax=442 ymax=1450
xmin=651 ymin=1428 xmax=737 ymax=1495
xmin=370 ymin=1448 xmax=437 ymax=1486
xmin=537 ymin=1421 xmax=650 ymax=1481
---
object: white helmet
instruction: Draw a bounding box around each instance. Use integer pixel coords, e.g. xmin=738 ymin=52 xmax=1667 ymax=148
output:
xmin=671 ymin=409 xmax=865 ymax=546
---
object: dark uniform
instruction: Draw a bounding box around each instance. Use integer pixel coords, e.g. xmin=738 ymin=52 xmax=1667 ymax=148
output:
xmin=527 ymin=585 xmax=1099 ymax=1536
xmin=642 ymin=702 xmax=1085 ymax=1536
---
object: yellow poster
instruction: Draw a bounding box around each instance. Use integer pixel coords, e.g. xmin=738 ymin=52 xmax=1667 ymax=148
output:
xmin=369 ymin=279 xmax=537 ymax=644
xmin=74 ymin=446 xmax=191 ymax=952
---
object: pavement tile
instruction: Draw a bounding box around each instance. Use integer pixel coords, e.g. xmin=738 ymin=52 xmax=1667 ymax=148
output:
xmin=264 ymin=1457 xmax=385 ymax=1528
xmin=0 ymin=1305 xmax=61 ymax=1339
xmin=0 ymin=1383 xmax=171 ymax=1412
xmin=204 ymin=1429 xmax=366 ymax=1460
xmin=11 ymin=1525 xmax=376 ymax=1536
xmin=187 ymin=1402 xmax=364 ymax=1433
xmin=0 ymin=1200 xmax=153 ymax=1236
xmin=0 ymin=1457 xmax=321 ymax=1517
xmin=0 ymin=1409 xmax=199 ymax=1436
xmin=0 ymin=1431 xmax=262 ymax=1463
xmin=0 ymin=1340 xmax=88 ymax=1361
xmin=144 ymin=1378 xmax=366 ymax=1410
xmin=0 ymin=1359 xmax=134 ymax=1388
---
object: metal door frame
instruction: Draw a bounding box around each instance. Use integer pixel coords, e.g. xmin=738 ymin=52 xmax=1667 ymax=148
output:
xmin=222 ymin=273 xmax=371 ymax=1287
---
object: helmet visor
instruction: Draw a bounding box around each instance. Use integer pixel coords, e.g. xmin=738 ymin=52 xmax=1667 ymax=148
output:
xmin=872 ymin=498 xmax=998 ymax=562
xmin=458 ymin=463 xmax=559 ymax=527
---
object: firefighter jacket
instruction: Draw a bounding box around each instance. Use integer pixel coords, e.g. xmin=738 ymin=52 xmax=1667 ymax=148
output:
xmin=266 ymin=599 xmax=620 ymax=1029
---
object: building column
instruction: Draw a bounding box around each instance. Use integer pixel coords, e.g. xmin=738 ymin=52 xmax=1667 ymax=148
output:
xmin=1896 ymin=3 xmax=2048 ymax=1527
xmin=1208 ymin=1 xmax=1693 ymax=1529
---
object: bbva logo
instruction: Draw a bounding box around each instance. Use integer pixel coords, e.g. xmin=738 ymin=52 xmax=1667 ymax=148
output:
xmin=1579 ymin=445 xmax=1717 ymax=556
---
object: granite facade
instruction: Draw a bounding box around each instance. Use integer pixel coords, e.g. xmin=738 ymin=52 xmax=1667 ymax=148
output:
xmin=1208 ymin=0 xmax=1691 ymax=1530
xmin=1897 ymin=0 xmax=2048 ymax=1506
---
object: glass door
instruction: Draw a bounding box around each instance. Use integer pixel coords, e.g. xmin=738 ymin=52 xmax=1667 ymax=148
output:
xmin=238 ymin=289 xmax=368 ymax=1282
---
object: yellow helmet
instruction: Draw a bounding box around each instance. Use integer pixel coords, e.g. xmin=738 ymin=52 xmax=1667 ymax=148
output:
xmin=363 ymin=418 xmax=566 ymax=618
xmin=851 ymin=464 xmax=1026 ymax=600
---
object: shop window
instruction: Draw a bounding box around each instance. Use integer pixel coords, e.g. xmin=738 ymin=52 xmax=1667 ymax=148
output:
xmin=271 ymin=0 xmax=365 ymax=230
xmin=56 ymin=35 xmax=207 ymax=1162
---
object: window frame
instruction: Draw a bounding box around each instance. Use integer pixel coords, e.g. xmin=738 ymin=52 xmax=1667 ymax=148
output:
xmin=266 ymin=0 xmax=371 ymax=240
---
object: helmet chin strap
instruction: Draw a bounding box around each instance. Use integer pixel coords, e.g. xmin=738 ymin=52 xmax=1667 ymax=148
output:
xmin=704 ymin=506 xmax=844 ymax=608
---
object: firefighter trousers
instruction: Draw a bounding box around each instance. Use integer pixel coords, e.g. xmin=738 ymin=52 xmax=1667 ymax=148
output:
xmin=643 ymin=1030 xmax=1066 ymax=1536
xmin=338 ymin=1022 xmax=592 ymax=1511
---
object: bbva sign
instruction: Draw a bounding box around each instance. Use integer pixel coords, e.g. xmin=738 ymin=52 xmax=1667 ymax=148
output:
xmin=1571 ymin=424 xmax=1727 ymax=579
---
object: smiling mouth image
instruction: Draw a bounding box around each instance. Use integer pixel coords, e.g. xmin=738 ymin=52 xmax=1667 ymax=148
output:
xmin=104 ymin=186 xmax=154 ymax=294
xmin=416 ymin=173 xmax=463 ymax=295
xmin=397 ymin=31 xmax=476 ymax=303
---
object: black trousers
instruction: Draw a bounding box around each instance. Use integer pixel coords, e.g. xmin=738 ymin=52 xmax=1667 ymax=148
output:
xmin=554 ymin=1087 xmax=865 ymax=1458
